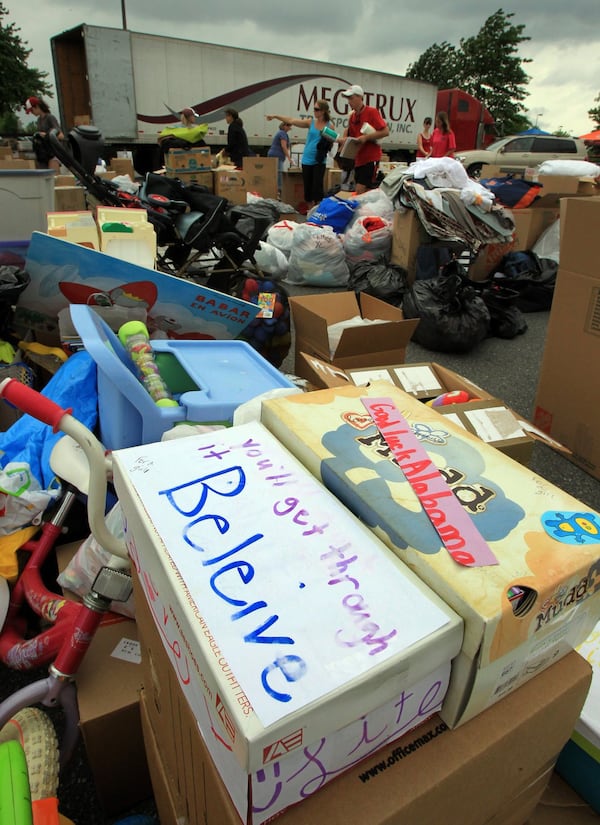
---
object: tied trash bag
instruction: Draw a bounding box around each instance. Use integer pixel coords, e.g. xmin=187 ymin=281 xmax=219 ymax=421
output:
xmin=342 ymin=216 xmax=393 ymax=264
xmin=348 ymin=257 xmax=408 ymax=306
xmin=0 ymin=265 xmax=30 ymax=338
xmin=287 ymin=223 xmax=350 ymax=287
xmin=494 ymin=250 xmax=557 ymax=312
xmin=402 ymin=261 xmax=491 ymax=353
xmin=266 ymin=220 xmax=299 ymax=258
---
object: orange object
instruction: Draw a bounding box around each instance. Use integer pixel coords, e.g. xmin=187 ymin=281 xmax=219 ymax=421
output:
xmin=32 ymin=797 xmax=60 ymax=825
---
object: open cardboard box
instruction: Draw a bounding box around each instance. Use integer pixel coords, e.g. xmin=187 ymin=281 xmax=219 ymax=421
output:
xmin=139 ymin=649 xmax=591 ymax=825
xmin=297 ymin=356 xmax=534 ymax=465
xmin=113 ymin=423 xmax=462 ymax=825
xmin=261 ymin=382 xmax=600 ymax=730
xmin=289 ymin=291 xmax=419 ymax=380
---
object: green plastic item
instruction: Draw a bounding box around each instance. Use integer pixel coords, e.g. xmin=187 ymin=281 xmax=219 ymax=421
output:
xmin=101 ymin=222 xmax=133 ymax=233
xmin=0 ymin=740 xmax=33 ymax=825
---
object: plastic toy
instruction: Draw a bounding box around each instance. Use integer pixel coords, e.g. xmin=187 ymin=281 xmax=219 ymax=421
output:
xmin=427 ymin=390 xmax=479 ymax=408
xmin=118 ymin=321 xmax=178 ymax=408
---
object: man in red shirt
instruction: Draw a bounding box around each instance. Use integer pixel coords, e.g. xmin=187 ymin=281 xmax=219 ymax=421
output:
xmin=340 ymin=85 xmax=390 ymax=194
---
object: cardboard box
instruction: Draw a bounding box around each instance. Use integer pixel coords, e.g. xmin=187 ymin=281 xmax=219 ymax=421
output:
xmin=296 ymin=357 xmax=533 ymax=465
xmin=530 ymin=772 xmax=600 ymax=824
xmin=389 ymin=208 xmax=431 ymax=278
xmin=289 ymin=291 xmax=419 ymax=378
xmin=54 ymin=174 xmax=77 ymax=187
xmin=261 ymin=382 xmax=600 ymax=728
xmin=555 ymin=619 xmax=600 ymax=813
xmin=166 ymin=147 xmax=212 ymax=172
xmin=509 ymin=206 xmax=559 ymax=251
xmin=533 ymin=198 xmax=600 ymax=479
xmin=114 ymin=423 xmax=462 ymax=824
xmin=243 ymin=156 xmax=278 ymax=200
xmin=281 ymin=169 xmax=305 ymax=209
xmin=74 ymin=616 xmax=152 ymax=814
xmin=557 ymin=196 xmax=600 ymax=279
xmin=96 ymin=205 xmax=157 ymax=268
xmin=139 ymin=651 xmax=591 ymax=825
xmin=325 ymin=167 xmax=343 ymax=192
xmin=109 ymin=157 xmax=136 ymax=179
xmin=164 ymin=169 xmax=214 ymax=190
xmin=213 ymin=166 xmax=247 ymax=204
xmin=54 ymin=185 xmax=86 ymax=212
xmin=0 ymin=158 xmax=37 ymax=169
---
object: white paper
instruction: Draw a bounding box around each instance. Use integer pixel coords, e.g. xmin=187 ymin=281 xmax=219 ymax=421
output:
xmin=111 ymin=637 xmax=142 ymax=664
xmin=464 ymin=407 xmax=525 ymax=443
xmin=348 ymin=368 xmax=393 ymax=386
xmin=393 ymin=365 xmax=443 ymax=395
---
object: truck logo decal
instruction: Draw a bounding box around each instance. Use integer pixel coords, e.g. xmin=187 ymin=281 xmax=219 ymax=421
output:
xmin=138 ymin=74 xmax=351 ymax=124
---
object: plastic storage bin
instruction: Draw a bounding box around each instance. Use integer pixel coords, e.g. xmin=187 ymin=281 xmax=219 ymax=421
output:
xmin=0 ymin=169 xmax=55 ymax=242
xmin=47 ymin=211 xmax=100 ymax=248
xmin=70 ymin=304 xmax=296 ymax=449
xmin=96 ymin=206 xmax=157 ymax=268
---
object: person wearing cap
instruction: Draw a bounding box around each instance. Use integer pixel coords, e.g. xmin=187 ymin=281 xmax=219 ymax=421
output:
xmin=266 ymin=99 xmax=334 ymax=210
xmin=157 ymin=106 xmax=208 ymax=165
xmin=339 ymin=85 xmax=389 ymax=194
xmin=25 ymin=96 xmax=63 ymax=172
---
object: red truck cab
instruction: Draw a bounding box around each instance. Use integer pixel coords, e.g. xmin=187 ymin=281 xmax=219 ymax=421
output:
xmin=436 ymin=89 xmax=497 ymax=151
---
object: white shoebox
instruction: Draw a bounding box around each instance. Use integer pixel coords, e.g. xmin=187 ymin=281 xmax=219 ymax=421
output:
xmin=112 ymin=422 xmax=462 ymax=824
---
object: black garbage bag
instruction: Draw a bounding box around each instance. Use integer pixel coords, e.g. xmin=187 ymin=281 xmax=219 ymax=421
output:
xmin=479 ymin=283 xmax=528 ymax=339
xmin=402 ymin=261 xmax=490 ymax=353
xmin=0 ymin=265 xmax=31 ymax=338
xmin=348 ymin=257 xmax=409 ymax=306
xmin=494 ymin=251 xmax=557 ymax=312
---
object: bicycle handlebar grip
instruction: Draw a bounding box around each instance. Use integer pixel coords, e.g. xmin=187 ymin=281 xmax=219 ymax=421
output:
xmin=0 ymin=377 xmax=72 ymax=432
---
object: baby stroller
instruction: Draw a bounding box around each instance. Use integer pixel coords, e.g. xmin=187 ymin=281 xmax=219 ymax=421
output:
xmin=46 ymin=128 xmax=276 ymax=289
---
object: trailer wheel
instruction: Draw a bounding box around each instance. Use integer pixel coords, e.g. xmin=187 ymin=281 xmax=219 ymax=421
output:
xmin=466 ymin=163 xmax=483 ymax=180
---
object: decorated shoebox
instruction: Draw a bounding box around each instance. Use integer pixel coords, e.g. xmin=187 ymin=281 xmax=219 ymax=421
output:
xmin=556 ymin=619 xmax=600 ymax=813
xmin=112 ymin=422 xmax=462 ymax=824
xmin=260 ymin=382 xmax=600 ymax=728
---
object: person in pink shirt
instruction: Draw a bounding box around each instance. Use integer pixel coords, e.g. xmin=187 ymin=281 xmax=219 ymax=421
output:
xmin=430 ymin=112 xmax=457 ymax=158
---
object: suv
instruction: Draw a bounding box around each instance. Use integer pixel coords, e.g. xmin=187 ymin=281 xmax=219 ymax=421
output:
xmin=458 ymin=134 xmax=588 ymax=178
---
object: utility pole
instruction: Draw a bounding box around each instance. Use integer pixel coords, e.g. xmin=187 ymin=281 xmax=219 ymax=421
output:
xmin=121 ymin=0 xmax=127 ymax=29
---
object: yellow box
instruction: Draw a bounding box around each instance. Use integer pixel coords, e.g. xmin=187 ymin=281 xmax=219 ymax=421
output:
xmin=47 ymin=210 xmax=99 ymax=249
xmin=261 ymin=382 xmax=600 ymax=728
xmin=96 ymin=206 xmax=156 ymax=268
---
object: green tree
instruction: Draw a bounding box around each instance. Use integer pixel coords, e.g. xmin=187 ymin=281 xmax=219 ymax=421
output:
xmin=406 ymin=42 xmax=460 ymax=89
xmin=406 ymin=9 xmax=531 ymax=135
xmin=0 ymin=3 xmax=51 ymax=118
xmin=588 ymin=93 xmax=600 ymax=129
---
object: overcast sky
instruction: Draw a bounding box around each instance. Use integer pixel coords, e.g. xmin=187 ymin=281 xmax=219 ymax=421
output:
xmin=8 ymin=0 xmax=598 ymax=137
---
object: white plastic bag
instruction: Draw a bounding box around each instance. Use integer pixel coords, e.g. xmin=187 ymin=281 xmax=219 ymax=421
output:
xmin=57 ymin=502 xmax=135 ymax=618
xmin=342 ymin=216 xmax=393 ymax=264
xmin=286 ymin=223 xmax=349 ymax=286
xmin=0 ymin=463 xmax=60 ymax=535
xmin=252 ymin=241 xmax=289 ymax=279
xmin=532 ymin=219 xmax=560 ymax=263
xmin=537 ymin=159 xmax=600 ymax=177
xmin=266 ymin=220 xmax=299 ymax=258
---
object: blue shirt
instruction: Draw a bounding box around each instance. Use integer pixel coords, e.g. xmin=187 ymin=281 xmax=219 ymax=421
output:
xmin=302 ymin=119 xmax=324 ymax=165
xmin=267 ymin=128 xmax=289 ymax=160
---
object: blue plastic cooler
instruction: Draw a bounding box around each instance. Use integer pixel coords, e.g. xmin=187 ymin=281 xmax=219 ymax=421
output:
xmin=70 ymin=304 xmax=295 ymax=449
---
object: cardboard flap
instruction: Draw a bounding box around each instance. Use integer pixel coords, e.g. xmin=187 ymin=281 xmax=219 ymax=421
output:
xmin=290 ymin=292 xmax=362 ymax=326
xmin=299 ymin=353 xmax=350 ymax=389
xmin=334 ymin=319 xmax=414 ymax=359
